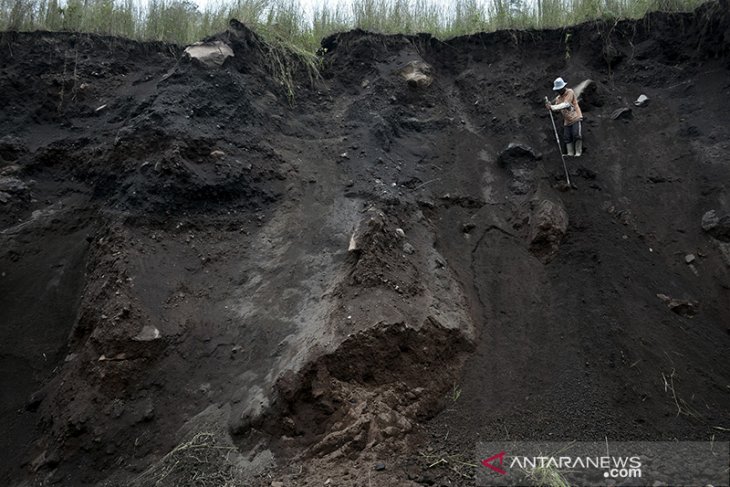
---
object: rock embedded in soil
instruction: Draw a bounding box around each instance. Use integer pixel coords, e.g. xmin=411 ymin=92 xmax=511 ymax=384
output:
xmin=634 ymin=94 xmax=650 ymax=106
xmin=133 ymin=325 xmax=161 ymax=341
xmin=184 ymin=40 xmax=234 ymax=68
xmin=656 ymin=293 xmax=699 ymax=317
xmin=702 ymin=210 xmax=730 ymax=242
xmin=397 ymin=60 xmax=433 ymax=88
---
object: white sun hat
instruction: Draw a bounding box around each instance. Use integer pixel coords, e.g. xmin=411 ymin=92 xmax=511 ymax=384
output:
xmin=553 ymin=77 xmax=567 ymax=90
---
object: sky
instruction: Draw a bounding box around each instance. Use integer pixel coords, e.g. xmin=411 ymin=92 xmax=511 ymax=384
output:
xmin=192 ymin=0 xmax=349 ymax=12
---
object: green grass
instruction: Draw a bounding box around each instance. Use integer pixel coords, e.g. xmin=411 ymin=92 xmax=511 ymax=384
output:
xmin=0 ymin=0 xmax=710 ymax=52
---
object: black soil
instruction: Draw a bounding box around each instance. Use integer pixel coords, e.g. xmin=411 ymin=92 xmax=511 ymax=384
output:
xmin=1 ymin=2 xmax=729 ymax=486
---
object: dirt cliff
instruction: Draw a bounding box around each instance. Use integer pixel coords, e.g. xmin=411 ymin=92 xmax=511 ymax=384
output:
xmin=1 ymin=2 xmax=729 ymax=485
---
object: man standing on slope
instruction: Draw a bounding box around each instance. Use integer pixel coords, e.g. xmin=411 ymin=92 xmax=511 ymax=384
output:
xmin=546 ymin=77 xmax=583 ymax=157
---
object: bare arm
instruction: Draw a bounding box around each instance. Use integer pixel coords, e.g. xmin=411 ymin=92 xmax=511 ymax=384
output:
xmin=549 ymin=101 xmax=572 ymax=111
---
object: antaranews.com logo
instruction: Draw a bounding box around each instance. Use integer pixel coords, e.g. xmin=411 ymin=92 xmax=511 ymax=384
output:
xmin=482 ymin=450 xmax=642 ymax=479
xmin=476 ymin=441 xmax=729 ymax=486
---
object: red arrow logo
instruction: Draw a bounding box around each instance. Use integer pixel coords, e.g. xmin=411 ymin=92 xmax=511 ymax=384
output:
xmin=481 ymin=451 xmax=507 ymax=475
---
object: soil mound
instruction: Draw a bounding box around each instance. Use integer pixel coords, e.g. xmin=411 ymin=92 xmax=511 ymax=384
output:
xmin=1 ymin=2 xmax=729 ymax=485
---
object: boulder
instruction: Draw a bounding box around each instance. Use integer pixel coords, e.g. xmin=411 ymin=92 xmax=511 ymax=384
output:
xmin=701 ymin=210 xmax=730 ymax=242
xmin=184 ymin=41 xmax=234 ymax=68
xmin=529 ymin=199 xmax=568 ymax=263
xmin=397 ymin=61 xmax=433 ymax=88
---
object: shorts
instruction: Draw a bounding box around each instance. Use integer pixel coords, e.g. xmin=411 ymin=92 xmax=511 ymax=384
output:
xmin=563 ymin=121 xmax=582 ymax=144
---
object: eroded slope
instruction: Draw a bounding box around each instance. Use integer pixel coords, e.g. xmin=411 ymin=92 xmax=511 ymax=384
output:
xmin=1 ymin=3 xmax=729 ymax=485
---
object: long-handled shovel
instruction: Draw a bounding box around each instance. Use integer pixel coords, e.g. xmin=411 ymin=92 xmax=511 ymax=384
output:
xmin=545 ymin=96 xmax=576 ymax=190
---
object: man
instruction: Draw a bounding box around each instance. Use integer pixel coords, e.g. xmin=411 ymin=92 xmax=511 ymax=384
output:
xmin=546 ymin=77 xmax=583 ymax=157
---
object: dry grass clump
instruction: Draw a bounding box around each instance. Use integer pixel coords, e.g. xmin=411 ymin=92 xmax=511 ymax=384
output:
xmin=132 ymin=432 xmax=240 ymax=487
